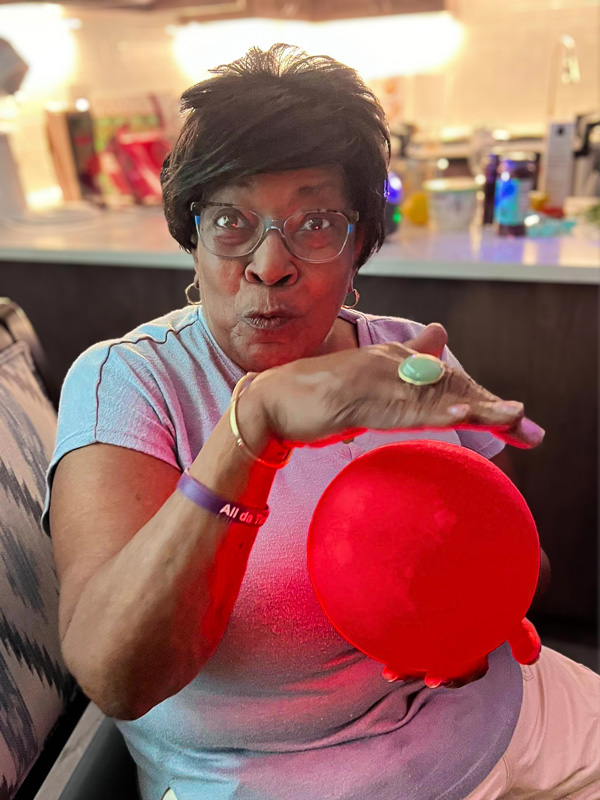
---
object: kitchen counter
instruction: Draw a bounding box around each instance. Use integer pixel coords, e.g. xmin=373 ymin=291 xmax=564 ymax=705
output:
xmin=0 ymin=204 xmax=598 ymax=284
xmin=367 ymin=224 xmax=599 ymax=284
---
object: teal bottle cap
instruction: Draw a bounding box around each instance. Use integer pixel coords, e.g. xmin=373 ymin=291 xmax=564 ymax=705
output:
xmin=398 ymin=354 xmax=445 ymax=386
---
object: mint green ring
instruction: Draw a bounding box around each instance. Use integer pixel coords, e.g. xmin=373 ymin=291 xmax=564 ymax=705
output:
xmin=398 ymin=354 xmax=445 ymax=386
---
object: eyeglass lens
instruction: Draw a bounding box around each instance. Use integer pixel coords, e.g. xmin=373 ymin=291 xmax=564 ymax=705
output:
xmin=197 ymin=206 xmax=351 ymax=262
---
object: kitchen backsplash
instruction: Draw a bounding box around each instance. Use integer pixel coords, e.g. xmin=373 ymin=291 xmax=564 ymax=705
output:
xmin=1 ymin=0 xmax=598 ymax=204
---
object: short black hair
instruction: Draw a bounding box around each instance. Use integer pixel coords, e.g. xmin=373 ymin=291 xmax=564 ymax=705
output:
xmin=161 ymin=43 xmax=390 ymax=269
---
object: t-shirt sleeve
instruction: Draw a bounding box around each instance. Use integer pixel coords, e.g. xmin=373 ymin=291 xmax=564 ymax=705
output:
xmin=366 ymin=315 xmax=505 ymax=462
xmin=41 ymin=340 xmax=180 ymax=535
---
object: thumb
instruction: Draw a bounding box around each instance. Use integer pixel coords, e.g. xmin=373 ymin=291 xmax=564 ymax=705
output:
xmin=405 ymin=323 xmax=448 ymax=359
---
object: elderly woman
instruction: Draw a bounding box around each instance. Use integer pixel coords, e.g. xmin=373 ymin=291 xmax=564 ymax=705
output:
xmin=43 ymin=45 xmax=598 ymax=800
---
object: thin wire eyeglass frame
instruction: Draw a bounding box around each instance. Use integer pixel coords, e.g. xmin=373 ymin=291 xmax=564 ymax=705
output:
xmin=190 ymin=202 xmax=360 ymax=264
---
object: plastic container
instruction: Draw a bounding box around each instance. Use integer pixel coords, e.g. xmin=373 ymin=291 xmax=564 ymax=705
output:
xmin=423 ymin=178 xmax=479 ymax=232
xmin=495 ymin=152 xmax=537 ymax=237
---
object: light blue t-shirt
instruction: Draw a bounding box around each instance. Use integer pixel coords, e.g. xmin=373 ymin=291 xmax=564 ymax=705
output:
xmin=42 ymin=305 xmax=522 ymax=800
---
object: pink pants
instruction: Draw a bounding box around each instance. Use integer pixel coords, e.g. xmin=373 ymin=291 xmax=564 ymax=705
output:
xmin=464 ymin=646 xmax=600 ymax=800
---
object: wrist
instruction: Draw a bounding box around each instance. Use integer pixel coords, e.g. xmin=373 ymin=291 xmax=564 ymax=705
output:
xmin=178 ymin=469 xmax=269 ymax=527
xmin=234 ymin=377 xmax=292 ymax=467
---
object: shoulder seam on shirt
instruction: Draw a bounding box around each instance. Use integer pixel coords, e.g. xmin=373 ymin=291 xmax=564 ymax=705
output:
xmin=362 ymin=314 xmax=422 ymax=346
xmin=93 ymin=315 xmax=199 ymax=438
xmin=358 ymin=312 xmax=420 ymax=328
xmin=369 ymin=315 xmax=419 ymax=326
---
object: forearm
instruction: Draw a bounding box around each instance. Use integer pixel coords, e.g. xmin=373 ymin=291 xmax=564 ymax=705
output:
xmin=61 ymin=388 xmax=283 ymax=720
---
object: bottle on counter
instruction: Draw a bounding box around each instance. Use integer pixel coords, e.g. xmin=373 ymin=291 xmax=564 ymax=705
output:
xmin=482 ymin=151 xmax=500 ymax=226
xmin=494 ymin=152 xmax=537 ymax=236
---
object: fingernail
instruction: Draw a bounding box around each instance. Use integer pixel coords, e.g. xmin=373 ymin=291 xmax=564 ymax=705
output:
xmin=425 ymin=678 xmax=443 ymax=688
xmin=382 ymin=669 xmax=399 ymax=683
xmin=521 ymin=417 xmax=545 ymax=442
xmin=448 ymin=404 xmax=470 ymax=416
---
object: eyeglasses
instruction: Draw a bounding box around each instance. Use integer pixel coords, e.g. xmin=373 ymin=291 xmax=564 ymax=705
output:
xmin=190 ymin=202 xmax=359 ymax=264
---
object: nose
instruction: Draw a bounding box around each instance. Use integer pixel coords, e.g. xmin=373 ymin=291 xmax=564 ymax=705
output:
xmin=245 ymin=229 xmax=299 ymax=286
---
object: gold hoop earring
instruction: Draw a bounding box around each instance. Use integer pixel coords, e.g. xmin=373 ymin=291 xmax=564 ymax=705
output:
xmin=185 ymin=280 xmax=201 ymax=306
xmin=343 ymin=288 xmax=360 ymax=310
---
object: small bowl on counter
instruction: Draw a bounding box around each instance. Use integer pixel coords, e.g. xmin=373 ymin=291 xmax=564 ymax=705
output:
xmin=423 ymin=177 xmax=479 ymax=232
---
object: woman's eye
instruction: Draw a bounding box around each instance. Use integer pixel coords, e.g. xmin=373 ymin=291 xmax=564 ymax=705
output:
xmin=214 ymin=211 xmax=249 ymax=229
xmin=300 ymin=215 xmax=331 ymax=232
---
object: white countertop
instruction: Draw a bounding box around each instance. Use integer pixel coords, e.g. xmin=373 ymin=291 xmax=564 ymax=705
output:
xmin=366 ymin=223 xmax=600 ymax=284
xmin=0 ymin=204 xmax=598 ymax=285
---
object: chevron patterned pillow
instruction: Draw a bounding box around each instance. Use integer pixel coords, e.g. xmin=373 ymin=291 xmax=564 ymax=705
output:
xmin=0 ymin=341 xmax=74 ymax=800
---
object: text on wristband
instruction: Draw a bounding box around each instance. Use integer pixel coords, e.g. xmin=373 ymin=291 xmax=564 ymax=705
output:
xmin=219 ymin=503 xmax=269 ymax=527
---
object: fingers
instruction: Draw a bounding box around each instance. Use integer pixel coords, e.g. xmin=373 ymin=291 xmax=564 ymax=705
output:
xmin=444 ymin=397 xmax=545 ymax=450
xmin=382 ymin=656 xmax=490 ymax=689
xmin=380 ymin=389 xmax=544 ymax=450
xmin=424 ymin=656 xmax=489 ymax=689
xmin=382 ymin=666 xmax=422 ymax=683
xmin=495 ymin=416 xmax=546 ymax=450
xmin=382 ymin=666 xmax=402 ymax=682
xmin=383 ymin=333 xmax=543 ymax=450
xmin=452 ymin=399 xmax=525 ymax=436
xmin=404 ymin=323 xmax=448 ymax=359
xmin=413 ymin=402 xmax=473 ymax=430
xmin=454 ymin=402 xmax=545 ymax=449
xmin=341 ymin=340 xmax=544 ymax=449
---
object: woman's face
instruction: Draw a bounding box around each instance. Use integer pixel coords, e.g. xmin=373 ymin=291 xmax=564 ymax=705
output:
xmin=192 ymin=166 xmax=361 ymax=373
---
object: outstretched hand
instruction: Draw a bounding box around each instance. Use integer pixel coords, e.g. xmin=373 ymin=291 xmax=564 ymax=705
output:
xmin=245 ymin=322 xmax=545 ymax=451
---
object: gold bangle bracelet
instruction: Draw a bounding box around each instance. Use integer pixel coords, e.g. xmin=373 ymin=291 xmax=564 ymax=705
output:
xmin=229 ymin=374 xmax=292 ymax=469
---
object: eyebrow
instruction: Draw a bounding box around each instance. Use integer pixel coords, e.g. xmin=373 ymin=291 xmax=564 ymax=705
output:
xmin=296 ymin=182 xmax=338 ymax=196
xmin=223 ymin=180 xmax=338 ymax=197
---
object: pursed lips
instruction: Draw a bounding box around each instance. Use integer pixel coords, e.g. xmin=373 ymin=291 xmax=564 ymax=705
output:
xmin=243 ymin=307 xmax=300 ymax=330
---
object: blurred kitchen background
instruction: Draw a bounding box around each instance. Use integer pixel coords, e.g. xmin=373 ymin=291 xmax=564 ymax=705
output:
xmin=0 ymin=0 xmax=599 ymax=210
xmin=0 ymin=0 xmax=598 ymax=669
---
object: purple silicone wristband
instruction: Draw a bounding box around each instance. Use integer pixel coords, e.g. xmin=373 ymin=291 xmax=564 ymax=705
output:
xmin=177 ymin=469 xmax=270 ymax=527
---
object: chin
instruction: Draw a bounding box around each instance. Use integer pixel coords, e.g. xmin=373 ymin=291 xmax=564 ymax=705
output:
xmin=243 ymin=349 xmax=301 ymax=373
xmin=240 ymin=340 xmax=313 ymax=373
